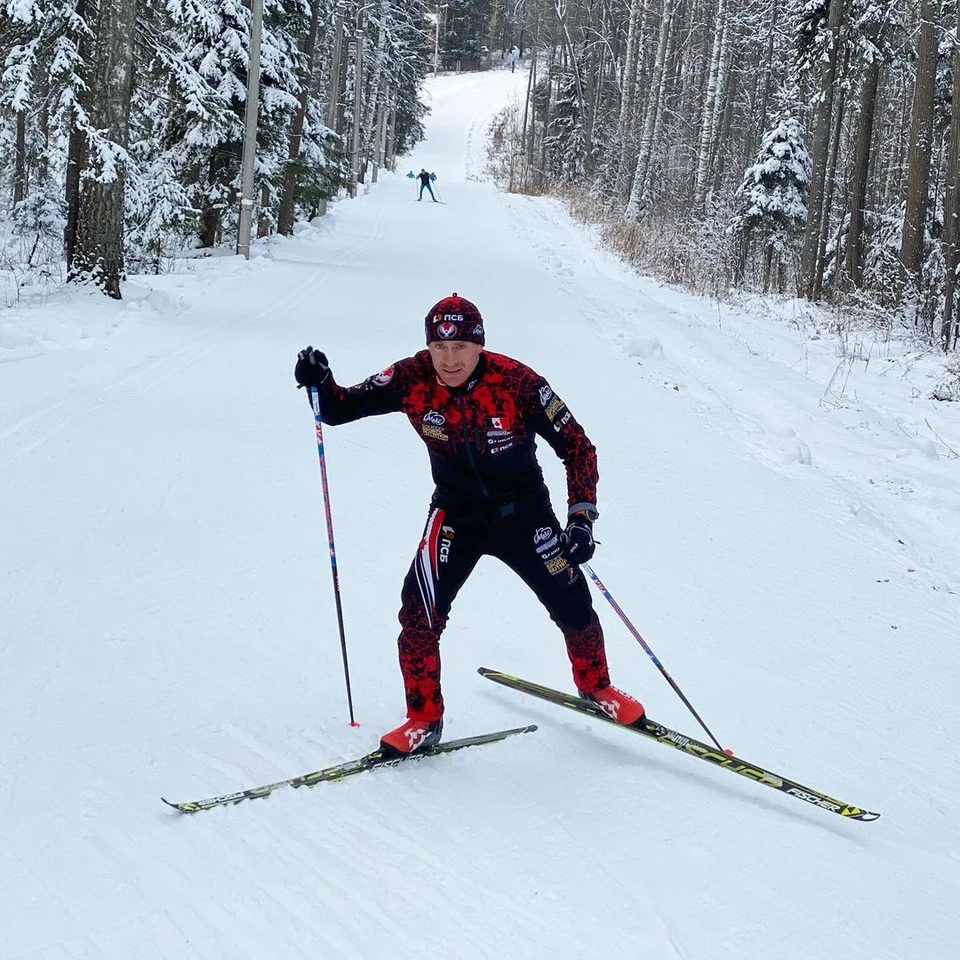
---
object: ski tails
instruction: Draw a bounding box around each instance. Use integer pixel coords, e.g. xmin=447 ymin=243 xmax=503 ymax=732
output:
xmin=479 ymin=668 xmax=879 ymax=822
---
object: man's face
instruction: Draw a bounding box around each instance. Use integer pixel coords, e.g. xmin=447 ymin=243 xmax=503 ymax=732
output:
xmin=428 ymin=341 xmax=483 ymax=388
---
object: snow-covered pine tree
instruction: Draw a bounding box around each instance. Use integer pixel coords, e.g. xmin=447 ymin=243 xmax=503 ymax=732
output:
xmin=0 ymin=0 xmax=91 ymax=274
xmin=164 ymin=0 xmax=301 ymax=248
xmin=439 ymin=0 xmax=491 ymax=71
xmin=374 ymin=1 xmax=429 ymax=158
xmin=69 ymin=0 xmax=138 ymax=297
xmin=544 ymin=69 xmax=587 ymax=184
xmin=735 ymin=114 xmax=812 ymax=292
xmin=1 ymin=0 xmax=434 ymax=285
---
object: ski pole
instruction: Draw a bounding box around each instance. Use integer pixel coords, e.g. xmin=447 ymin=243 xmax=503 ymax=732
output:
xmin=583 ymin=563 xmax=730 ymax=754
xmin=308 ymin=387 xmax=359 ymax=727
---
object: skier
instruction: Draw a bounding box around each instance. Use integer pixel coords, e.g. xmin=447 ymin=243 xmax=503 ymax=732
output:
xmin=294 ymin=294 xmax=645 ymax=756
xmin=417 ymin=169 xmax=438 ymax=202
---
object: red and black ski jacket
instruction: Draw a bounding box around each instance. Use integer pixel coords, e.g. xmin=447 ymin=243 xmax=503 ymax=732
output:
xmin=316 ymin=350 xmax=598 ymax=515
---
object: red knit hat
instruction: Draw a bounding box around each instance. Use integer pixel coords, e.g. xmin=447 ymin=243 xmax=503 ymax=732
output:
xmin=424 ymin=293 xmax=485 ymax=346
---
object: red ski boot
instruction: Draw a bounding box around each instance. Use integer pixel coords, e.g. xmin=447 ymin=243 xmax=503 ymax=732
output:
xmin=379 ymin=718 xmax=444 ymax=758
xmin=579 ymin=686 xmax=646 ymax=727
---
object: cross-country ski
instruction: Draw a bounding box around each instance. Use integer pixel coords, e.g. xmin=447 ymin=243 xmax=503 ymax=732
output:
xmin=478 ymin=668 xmax=879 ymax=821
xmin=162 ymin=724 xmax=537 ymax=813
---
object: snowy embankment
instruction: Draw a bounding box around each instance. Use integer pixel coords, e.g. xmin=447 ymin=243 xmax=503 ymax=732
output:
xmin=2 ymin=71 xmax=959 ymax=960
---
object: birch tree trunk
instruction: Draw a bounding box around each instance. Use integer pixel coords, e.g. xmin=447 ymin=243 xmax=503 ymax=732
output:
xmin=711 ymin=35 xmax=736 ymax=189
xmin=612 ymin=0 xmax=643 ymax=200
xmin=71 ymin=0 xmax=138 ymax=298
xmin=693 ymin=0 xmax=727 ymax=210
xmin=625 ymin=0 xmax=673 ymax=219
xmin=898 ymin=0 xmax=938 ymax=295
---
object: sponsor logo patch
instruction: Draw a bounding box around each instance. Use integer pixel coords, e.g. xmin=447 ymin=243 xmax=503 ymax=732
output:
xmin=544 ymin=397 xmax=564 ymax=421
xmin=437 ymin=321 xmax=459 ymax=339
xmin=439 ymin=525 xmax=454 ymax=563
xmin=371 ymin=365 xmax=394 ymax=386
xmin=486 ymin=416 xmax=516 ymax=454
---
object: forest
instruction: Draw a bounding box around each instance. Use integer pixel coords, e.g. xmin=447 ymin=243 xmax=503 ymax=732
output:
xmin=1 ymin=1 xmax=957 ymax=352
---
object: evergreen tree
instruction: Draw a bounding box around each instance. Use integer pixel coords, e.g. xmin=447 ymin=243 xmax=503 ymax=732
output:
xmin=385 ymin=0 xmax=430 ymax=155
xmin=736 ymin=114 xmax=812 ymax=291
xmin=440 ymin=0 xmax=492 ymax=68
xmin=544 ymin=70 xmax=587 ymax=184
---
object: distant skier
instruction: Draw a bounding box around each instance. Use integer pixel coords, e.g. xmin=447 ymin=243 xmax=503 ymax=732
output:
xmin=417 ymin=169 xmax=438 ymax=202
xmin=295 ymin=294 xmax=645 ymax=757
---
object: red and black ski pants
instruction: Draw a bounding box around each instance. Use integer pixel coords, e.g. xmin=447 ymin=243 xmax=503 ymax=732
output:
xmin=396 ymin=501 xmax=611 ymax=721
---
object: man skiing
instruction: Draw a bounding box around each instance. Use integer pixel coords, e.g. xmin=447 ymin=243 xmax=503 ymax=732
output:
xmin=294 ymin=294 xmax=645 ymax=756
xmin=417 ymin=169 xmax=438 ymax=202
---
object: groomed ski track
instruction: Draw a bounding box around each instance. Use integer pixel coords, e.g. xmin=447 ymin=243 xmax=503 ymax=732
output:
xmin=2 ymin=71 xmax=959 ymax=959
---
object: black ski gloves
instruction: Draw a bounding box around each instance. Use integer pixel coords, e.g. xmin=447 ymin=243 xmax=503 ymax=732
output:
xmin=295 ymin=346 xmax=331 ymax=387
xmin=562 ymin=505 xmax=598 ymax=565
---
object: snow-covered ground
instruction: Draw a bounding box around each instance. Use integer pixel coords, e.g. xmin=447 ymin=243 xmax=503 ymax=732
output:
xmin=2 ymin=71 xmax=959 ymax=960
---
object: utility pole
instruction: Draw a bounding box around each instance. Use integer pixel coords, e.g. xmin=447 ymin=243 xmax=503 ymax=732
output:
xmin=237 ymin=0 xmax=264 ymax=259
xmin=433 ymin=4 xmax=448 ymax=74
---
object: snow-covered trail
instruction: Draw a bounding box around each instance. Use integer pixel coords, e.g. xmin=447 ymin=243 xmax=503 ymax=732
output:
xmin=2 ymin=71 xmax=959 ymax=959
